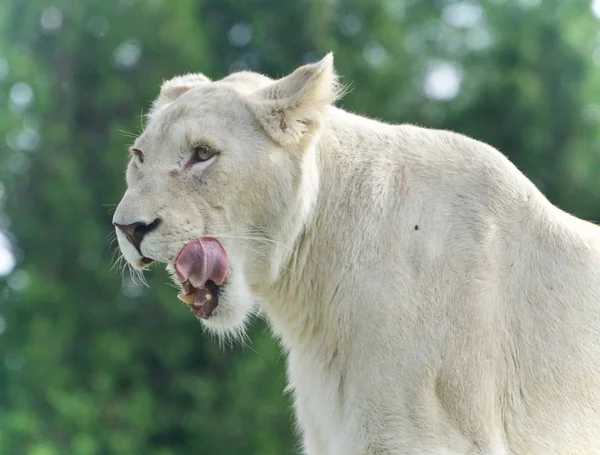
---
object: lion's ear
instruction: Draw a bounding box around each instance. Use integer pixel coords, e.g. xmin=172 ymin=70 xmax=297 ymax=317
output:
xmin=151 ymin=73 xmax=211 ymax=113
xmin=247 ymin=53 xmax=343 ymax=146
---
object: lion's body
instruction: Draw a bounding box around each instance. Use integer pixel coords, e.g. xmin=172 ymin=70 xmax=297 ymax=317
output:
xmin=114 ymin=55 xmax=600 ymax=454
xmin=267 ymin=109 xmax=600 ymax=454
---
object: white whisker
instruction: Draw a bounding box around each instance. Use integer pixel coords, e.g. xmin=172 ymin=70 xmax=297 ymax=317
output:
xmin=204 ymin=232 xmax=298 ymax=257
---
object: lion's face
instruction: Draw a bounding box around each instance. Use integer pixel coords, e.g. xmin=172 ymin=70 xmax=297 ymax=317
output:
xmin=112 ymin=54 xmax=340 ymax=334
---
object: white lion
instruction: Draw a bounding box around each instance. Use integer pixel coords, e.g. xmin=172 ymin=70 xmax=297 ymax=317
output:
xmin=113 ymin=54 xmax=600 ymax=454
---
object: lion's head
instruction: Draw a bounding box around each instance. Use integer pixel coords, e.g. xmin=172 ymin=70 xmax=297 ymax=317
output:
xmin=112 ymin=54 xmax=341 ymax=336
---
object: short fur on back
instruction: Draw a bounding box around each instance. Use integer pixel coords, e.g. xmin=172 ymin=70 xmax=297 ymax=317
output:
xmin=113 ymin=54 xmax=600 ymax=454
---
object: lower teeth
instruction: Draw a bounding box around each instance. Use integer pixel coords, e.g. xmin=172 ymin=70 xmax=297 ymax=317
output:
xmin=177 ymin=293 xmax=195 ymax=305
xmin=177 ymin=289 xmax=213 ymax=307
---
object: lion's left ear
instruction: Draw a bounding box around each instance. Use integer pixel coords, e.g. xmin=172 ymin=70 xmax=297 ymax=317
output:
xmin=150 ymin=73 xmax=211 ymax=114
xmin=247 ymin=53 xmax=343 ymax=146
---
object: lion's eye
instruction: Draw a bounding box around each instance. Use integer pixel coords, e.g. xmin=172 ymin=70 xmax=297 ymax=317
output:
xmin=129 ymin=148 xmax=144 ymax=164
xmin=191 ymin=144 xmax=216 ymax=164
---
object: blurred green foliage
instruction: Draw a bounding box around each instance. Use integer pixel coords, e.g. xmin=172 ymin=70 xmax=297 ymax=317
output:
xmin=0 ymin=0 xmax=599 ymax=453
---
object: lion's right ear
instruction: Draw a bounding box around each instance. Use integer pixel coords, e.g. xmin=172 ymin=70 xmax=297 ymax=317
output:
xmin=247 ymin=53 xmax=343 ymax=146
xmin=150 ymin=73 xmax=211 ymax=113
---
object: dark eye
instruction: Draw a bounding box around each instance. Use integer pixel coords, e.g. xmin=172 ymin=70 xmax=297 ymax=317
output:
xmin=191 ymin=144 xmax=216 ymax=164
xmin=129 ymin=148 xmax=144 ymax=164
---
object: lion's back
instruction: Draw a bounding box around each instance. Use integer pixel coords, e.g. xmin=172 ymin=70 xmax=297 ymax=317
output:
xmin=320 ymin=112 xmax=600 ymax=453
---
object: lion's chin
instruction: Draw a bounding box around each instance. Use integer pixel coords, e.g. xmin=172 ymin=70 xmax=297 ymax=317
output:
xmin=193 ymin=280 xmax=257 ymax=338
xmin=166 ymin=262 xmax=256 ymax=337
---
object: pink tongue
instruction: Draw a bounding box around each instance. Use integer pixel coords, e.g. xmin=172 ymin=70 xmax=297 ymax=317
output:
xmin=174 ymin=237 xmax=227 ymax=288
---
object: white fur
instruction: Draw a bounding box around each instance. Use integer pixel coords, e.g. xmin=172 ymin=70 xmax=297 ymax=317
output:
xmin=113 ymin=54 xmax=600 ymax=454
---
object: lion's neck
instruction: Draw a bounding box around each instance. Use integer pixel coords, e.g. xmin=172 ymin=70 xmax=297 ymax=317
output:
xmin=261 ymin=108 xmax=395 ymax=359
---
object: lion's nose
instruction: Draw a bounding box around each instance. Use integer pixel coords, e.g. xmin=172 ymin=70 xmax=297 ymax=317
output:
xmin=113 ymin=218 xmax=161 ymax=252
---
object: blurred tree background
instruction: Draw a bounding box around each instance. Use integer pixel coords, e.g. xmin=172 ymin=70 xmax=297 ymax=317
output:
xmin=0 ymin=0 xmax=599 ymax=453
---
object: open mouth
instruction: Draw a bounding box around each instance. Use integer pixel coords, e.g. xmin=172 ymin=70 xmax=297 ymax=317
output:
xmin=173 ymin=237 xmax=227 ymax=320
xmin=177 ymin=279 xmax=224 ymax=319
